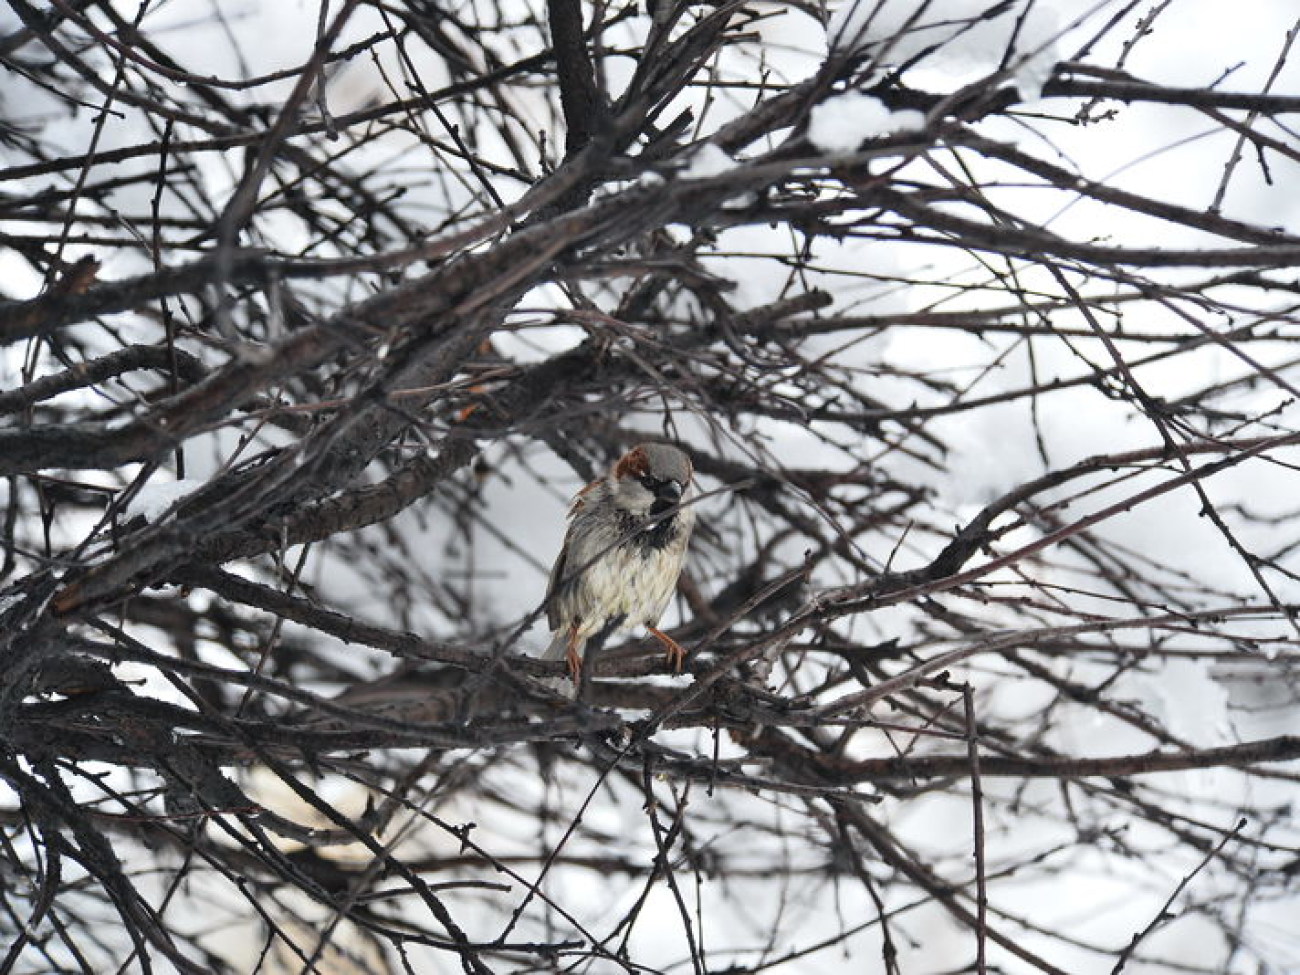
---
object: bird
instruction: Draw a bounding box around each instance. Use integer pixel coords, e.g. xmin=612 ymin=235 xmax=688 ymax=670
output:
xmin=543 ymin=442 xmax=696 ymax=683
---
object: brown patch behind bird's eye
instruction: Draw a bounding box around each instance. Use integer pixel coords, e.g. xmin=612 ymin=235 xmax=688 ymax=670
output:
xmin=614 ymin=446 xmax=650 ymax=480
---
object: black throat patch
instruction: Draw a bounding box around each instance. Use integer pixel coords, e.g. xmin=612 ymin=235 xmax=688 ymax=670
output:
xmin=625 ymin=510 xmax=679 ymax=552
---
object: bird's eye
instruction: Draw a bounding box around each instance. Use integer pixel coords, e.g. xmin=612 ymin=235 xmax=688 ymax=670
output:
xmin=639 ymin=474 xmax=657 ymax=490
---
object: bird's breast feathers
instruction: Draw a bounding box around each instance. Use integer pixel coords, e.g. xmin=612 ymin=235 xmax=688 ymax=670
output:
xmin=556 ymin=505 xmax=693 ymax=632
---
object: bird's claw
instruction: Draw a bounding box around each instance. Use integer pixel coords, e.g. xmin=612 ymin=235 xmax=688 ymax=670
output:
xmin=648 ymin=626 xmax=687 ymax=673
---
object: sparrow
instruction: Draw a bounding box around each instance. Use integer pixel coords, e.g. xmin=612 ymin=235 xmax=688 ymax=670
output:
xmin=543 ymin=443 xmax=696 ymax=682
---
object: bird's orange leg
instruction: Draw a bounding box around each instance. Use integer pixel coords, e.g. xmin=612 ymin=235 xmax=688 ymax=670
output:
xmin=565 ymin=625 xmax=583 ymax=683
xmin=648 ymin=626 xmax=687 ymax=672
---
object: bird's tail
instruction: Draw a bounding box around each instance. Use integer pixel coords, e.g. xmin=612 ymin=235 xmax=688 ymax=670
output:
xmin=539 ymin=630 xmax=579 ymax=697
xmin=542 ymin=630 xmax=570 ymax=662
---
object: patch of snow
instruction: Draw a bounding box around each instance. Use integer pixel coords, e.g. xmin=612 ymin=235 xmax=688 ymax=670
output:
xmin=1013 ymin=48 xmax=1057 ymax=100
xmin=808 ymin=92 xmax=925 ymax=153
xmin=827 ymin=0 xmax=1064 ymax=97
xmin=125 ymin=478 xmax=205 ymax=522
xmin=681 ymin=143 xmax=736 ymax=180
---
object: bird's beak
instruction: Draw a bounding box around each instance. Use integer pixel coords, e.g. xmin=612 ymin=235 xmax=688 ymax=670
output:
xmin=656 ymin=480 xmax=683 ymax=505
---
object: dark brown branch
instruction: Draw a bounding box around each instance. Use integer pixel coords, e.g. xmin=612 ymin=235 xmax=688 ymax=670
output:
xmin=830 ymin=736 xmax=1300 ymax=783
xmin=547 ymin=0 xmax=605 ymax=159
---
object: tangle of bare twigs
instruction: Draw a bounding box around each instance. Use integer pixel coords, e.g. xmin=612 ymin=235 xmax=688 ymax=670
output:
xmin=2 ymin=1 xmax=1300 ymax=972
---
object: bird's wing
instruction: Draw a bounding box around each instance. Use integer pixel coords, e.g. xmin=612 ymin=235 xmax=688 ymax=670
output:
xmin=545 ymin=482 xmax=595 ymax=630
xmin=544 ymin=530 xmax=572 ymax=631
